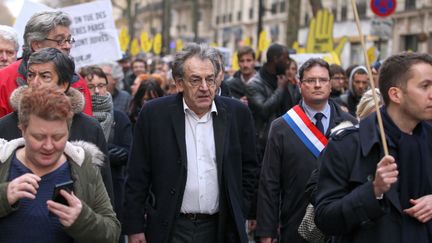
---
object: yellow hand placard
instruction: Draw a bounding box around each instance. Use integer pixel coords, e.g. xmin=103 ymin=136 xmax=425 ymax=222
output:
xmin=367 ymin=46 xmax=378 ymax=64
xmin=323 ymin=51 xmax=341 ymax=65
xmin=304 ymin=9 xmax=347 ymax=56
xmin=258 ymin=30 xmax=271 ymax=53
xmin=119 ymin=27 xmax=130 ymax=52
xmin=210 ymin=42 xmax=218 ymax=47
xmin=140 ymin=32 xmax=153 ymax=53
xmin=130 ymin=38 xmax=140 ymax=56
xmin=176 ymin=39 xmax=184 ymax=52
xmin=292 ymin=41 xmax=305 ymax=54
xmin=243 ymin=37 xmax=251 ymax=47
xmin=231 ymin=51 xmax=239 ymax=71
xmin=153 ymin=33 xmax=162 ymax=55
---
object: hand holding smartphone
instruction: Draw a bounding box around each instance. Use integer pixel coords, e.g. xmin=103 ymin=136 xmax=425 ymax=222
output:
xmin=52 ymin=180 xmax=74 ymax=205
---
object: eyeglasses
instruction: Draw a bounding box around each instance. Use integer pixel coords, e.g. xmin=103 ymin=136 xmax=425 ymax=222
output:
xmin=44 ymin=37 xmax=76 ymax=46
xmin=185 ymin=77 xmax=216 ymax=87
xmin=302 ymin=78 xmax=330 ymax=85
xmin=87 ymin=83 xmax=107 ymax=90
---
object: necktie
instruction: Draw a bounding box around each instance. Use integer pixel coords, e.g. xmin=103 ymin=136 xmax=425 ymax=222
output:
xmin=314 ymin=112 xmax=324 ymax=134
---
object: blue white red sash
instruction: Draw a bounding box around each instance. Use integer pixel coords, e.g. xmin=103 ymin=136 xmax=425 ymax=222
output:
xmin=282 ymin=105 xmax=328 ymax=158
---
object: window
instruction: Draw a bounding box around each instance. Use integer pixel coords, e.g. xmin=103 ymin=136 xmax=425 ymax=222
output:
xmin=332 ymin=7 xmax=337 ymax=21
xmin=405 ymin=0 xmax=416 ymax=9
xmin=280 ymin=1 xmax=286 ymax=13
xmin=216 ymin=16 xmax=220 ymax=25
xmin=237 ymin=11 xmax=242 ymax=21
xmin=249 ymin=7 xmax=254 ymax=19
xmin=341 ymin=5 xmax=347 ymax=21
xmin=228 ymin=13 xmax=232 ymax=22
xmin=358 ymin=0 xmax=367 ymax=19
xmin=428 ymin=33 xmax=432 ymax=53
xmin=403 ymin=34 xmax=418 ymax=52
xmin=271 ymin=2 xmax=277 ymax=14
xmin=350 ymin=43 xmax=365 ymax=65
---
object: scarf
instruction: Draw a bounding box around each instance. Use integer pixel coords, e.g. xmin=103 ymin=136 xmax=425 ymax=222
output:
xmin=381 ymin=107 xmax=432 ymax=243
xmin=92 ymin=93 xmax=114 ymax=141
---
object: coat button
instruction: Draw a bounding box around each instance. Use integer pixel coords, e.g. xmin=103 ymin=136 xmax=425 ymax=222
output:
xmin=177 ymin=159 xmax=181 ymax=164
xmin=170 ymin=188 xmax=176 ymax=195
xmin=162 ymin=220 xmax=169 ymax=227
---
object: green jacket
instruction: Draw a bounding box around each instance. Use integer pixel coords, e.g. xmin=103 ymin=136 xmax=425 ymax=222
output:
xmin=0 ymin=138 xmax=120 ymax=243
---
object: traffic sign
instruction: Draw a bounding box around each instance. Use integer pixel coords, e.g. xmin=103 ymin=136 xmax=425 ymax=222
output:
xmin=371 ymin=0 xmax=396 ymax=17
xmin=370 ymin=18 xmax=393 ymax=39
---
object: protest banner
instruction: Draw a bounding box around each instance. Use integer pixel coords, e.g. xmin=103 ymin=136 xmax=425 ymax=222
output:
xmin=14 ymin=0 xmax=122 ymax=69
xmin=62 ymin=1 xmax=122 ymax=68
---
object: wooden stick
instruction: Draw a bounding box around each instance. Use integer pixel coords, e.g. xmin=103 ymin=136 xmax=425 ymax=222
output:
xmin=351 ymin=0 xmax=389 ymax=156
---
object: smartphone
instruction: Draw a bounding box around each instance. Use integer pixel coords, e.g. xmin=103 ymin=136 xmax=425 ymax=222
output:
xmin=52 ymin=180 xmax=74 ymax=205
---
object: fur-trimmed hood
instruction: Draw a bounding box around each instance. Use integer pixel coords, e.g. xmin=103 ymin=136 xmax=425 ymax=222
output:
xmin=9 ymin=86 xmax=85 ymax=114
xmin=0 ymin=138 xmax=104 ymax=167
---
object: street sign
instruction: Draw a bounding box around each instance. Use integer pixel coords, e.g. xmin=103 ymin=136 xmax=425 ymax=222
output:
xmin=371 ymin=0 xmax=396 ymax=17
xmin=370 ymin=18 xmax=393 ymax=39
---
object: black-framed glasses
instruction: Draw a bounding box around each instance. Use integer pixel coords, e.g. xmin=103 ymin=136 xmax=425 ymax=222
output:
xmin=302 ymin=77 xmax=330 ymax=85
xmin=44 ymin=37 xmax=76 ymax=46
xmin=87 ymin=83 xmax=107 ymax=90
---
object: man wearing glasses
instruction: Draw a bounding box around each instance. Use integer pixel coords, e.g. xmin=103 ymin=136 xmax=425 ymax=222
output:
xmin=0 ymin=11 xmax=93 ymax=118
xmin=124 ymin=43 xmax=258 ymax=243
xmin=256 ymin=58 xmax=356 ymax=243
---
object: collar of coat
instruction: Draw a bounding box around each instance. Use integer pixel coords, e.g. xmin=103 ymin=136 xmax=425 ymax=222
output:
xmin=0 ymin=138 xmax=104 ymax=167
xmin=9 ymin=86 xmax=85 ymax=115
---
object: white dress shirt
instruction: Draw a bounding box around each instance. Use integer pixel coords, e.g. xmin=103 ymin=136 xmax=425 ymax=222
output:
xmin=302 ymin=101 xmax=331 ymax=134
xmin=180 ymin=99 xmax=219 ymax=214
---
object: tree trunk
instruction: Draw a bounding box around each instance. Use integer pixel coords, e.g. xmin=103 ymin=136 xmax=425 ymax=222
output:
xmin=192 ymin=0 xmax=199 ymax=42
xmin=162 ymin=0 xmax=171 ymax=55
xmin=286 ymin=0 xmax=301 ymax=48
xmin=309 ymin=0 xmax=323 ymax=16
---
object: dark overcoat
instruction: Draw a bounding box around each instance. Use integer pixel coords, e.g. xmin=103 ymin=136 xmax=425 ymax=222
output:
xmin=315 ymin=112 xmax=432 ymax=243
xmin=256 ymin=100 xmax=356 ymax=243
xmin=123 ymin=93 xmax=258 ymax=243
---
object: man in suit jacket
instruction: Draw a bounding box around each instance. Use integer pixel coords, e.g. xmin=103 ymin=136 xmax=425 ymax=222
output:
xmin=124 ymin=43 xmax=258 ymax=243
xmin=256 ymin=58 xmax=356 ymax=243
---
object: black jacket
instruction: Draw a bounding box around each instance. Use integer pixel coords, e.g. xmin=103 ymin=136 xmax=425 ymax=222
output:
xmin=108 ymin=109 xmax=132 ymax=228
xmin=315 ymin=112 xmax=432 ymax=243
xmin=123 ymin=94 xmax=258 ymax=243
xmin=256 ymin=100 xmax=357 ymax=242
xmin=246 ymin=68 xmax=300 ymax=158
xmin=226 ymin=71 xmax=246 ymax=99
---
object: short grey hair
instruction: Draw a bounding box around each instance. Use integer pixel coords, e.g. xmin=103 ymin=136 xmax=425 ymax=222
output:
xmin=0 ymin=25 xmax=19 ymax=51
xmin=98 ymin=62 xmax=124 ymax=81
xmin=23 ymin=11 xmax=72 ymax=55
xmin=172 ymin=43 xmax=220 ymax=81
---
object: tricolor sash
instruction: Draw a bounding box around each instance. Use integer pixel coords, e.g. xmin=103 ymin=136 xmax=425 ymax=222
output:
xmin=282 ymin=105 xmax=328 ymax=158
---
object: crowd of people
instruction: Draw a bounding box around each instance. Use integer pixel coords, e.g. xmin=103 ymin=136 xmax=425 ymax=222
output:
xmin=1 ymin=9 xmax=432 ymax=243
